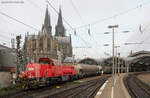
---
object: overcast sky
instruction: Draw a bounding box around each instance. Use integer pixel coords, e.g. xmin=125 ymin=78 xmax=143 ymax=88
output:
xmin=0 ymin=0 xmax=150 ymax=59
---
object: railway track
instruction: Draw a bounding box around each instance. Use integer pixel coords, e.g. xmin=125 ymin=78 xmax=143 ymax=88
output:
xmin=124 ymin=74 xmax=150 ymax=98
xmin=0 ymin=75 xmax=109 ymax=98
xmin=0 ymin=85 xmax=57 ymax=98
xmin=43 ymin=76 xmax=109 ymax=98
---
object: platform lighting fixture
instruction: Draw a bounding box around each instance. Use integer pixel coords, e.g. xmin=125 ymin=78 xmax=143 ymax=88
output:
xmin=107 ymin=24 xmax=118 ymax=98
xmin=104 ymin=44 xmax=110 ymax=46
xmin=104 ymin=32 xmax=110 ymax=34
xmin=114 ymin=45 xmax=120 ymax=75
xmin=122 ymin=30 xmax=130 ymax=33
xmin=124 ymin=42 xmax=142 ymax=45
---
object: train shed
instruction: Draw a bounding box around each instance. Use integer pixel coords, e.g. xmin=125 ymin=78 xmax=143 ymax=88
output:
xmin=78 ymin=57 xmax=103 ymax=65
xmin=127 ymin=50 xmax=150 ymax=72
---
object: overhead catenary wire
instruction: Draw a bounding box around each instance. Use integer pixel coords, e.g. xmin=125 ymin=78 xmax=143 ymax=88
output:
xmin=68 ymin=0 xmax=101 ymax=48
xmin=69 ymin=0 xmax=85 ymax=25
xmin=68 ymin=0 xmax=102 ymax=51
xmin=76 ymin=34 xmax=91 ymax=47
xmin=47 ymin=0 xmax=74 ymax=30
xmin=47 ymin=0 xmax=92 ymax=47
xmin=0 ymin=11 xmax=39 ymax=31
xmin=26 ymin=0 xmax=43 ymax=12
xmin=67 ymin=1 xmax=150 ymax=31
xmin=0 ymin=15 xmax=29 ymax=36
xmin=0 ymin=38 xmax=11 ymax=43
xmin=46 ymin=0 xmax=97 ymax=58
xmin=69 ymin=0 xmax=96 ymax=47
xmin=0 ymin=34 xmax=12 ymax=40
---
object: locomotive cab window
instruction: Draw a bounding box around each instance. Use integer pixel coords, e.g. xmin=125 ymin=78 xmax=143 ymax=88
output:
xmin=39 ymin=60 xmax=50 ymax=64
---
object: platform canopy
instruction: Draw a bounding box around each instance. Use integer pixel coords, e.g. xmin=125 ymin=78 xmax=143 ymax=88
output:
xmin=78 ymin=57 xmax=103 ymax=65
xmin=127 ymin=50 xmax=150 ymax=71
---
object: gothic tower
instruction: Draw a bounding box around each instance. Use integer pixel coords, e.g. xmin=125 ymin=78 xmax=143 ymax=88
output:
xmin=42 ymin=6 xmax=52 ymax=35
xmin=55 ymin=8 xmax=66 ymax=37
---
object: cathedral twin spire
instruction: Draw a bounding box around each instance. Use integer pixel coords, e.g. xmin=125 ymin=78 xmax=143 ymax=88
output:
xmin=43 ymin=6 xmax=52 ymax=35
xmin=55 ymin=7 xmax=66 ymax=37
xmin=57 ymin=8 xmax=63 ymax=26
xmin=43 ymin=6 xmax=65 ymax=37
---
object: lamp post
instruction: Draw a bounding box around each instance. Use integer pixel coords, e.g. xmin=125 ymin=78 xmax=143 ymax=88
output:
xmin=108 ymin=25 xmax=118 ymax=98
xmin=118 ymin=52 xmax=120 ymax=74
xmin=114 ymin=45 xmax=120 ymax=74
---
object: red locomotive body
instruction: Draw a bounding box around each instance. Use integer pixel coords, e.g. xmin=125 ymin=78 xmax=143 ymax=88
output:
xmin=22 ymin=58 xmax=76 ymax=86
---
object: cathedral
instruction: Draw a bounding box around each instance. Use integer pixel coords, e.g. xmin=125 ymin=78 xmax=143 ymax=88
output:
xmin=24 ymin=6 xmax=72 ymax=62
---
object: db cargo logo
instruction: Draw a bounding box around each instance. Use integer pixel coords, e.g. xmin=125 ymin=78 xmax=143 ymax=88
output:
xmin=1 ymin=0 xmax=24 ymax=4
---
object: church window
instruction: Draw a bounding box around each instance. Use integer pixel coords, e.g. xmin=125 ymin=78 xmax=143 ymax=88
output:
xmin=32 ymin=39 xmax=36 ymax=51
xmin=39 ymin=38 xmax=43 ymax=51
xmin=47 ymin=38 xmax=51 ymax=51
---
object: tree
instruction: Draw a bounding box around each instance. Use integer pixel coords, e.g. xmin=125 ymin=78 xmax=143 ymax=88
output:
xmin=16 ymin=35 xmax=22 ymax=80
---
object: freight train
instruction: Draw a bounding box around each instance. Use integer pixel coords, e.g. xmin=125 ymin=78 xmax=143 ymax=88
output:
xmin=20 ymin=58 xmax=102 ymax=88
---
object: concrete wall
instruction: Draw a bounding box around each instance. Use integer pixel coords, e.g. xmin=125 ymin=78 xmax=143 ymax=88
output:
xmin=0 ymin=72 xmax=11 ymax=88
xmin=0 ymin=46 xmax=17 ymax=68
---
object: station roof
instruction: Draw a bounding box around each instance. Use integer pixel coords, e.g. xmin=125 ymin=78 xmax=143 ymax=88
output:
xmin=128 ymin=50 xmax=150 ymax=57
xmin=78 ymin=57 xmax=103 ymax=65
xmin=126 ymin=51 xmax=150 ymax=69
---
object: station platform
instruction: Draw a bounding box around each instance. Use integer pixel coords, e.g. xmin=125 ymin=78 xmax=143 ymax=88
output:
xmin=95 ymin=73 xmax=131 ymax=98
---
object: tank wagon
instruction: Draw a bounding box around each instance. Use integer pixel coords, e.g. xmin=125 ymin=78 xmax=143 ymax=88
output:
xmin=74 ymin=64 xmax=102 ymax=78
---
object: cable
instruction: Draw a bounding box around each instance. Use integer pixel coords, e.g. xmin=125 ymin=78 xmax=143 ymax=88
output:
xmin=0 ymin=15 xmax=28 ymax=36
xmin=48 ymin=0 xmax=95 ymax=58
xmin=0 ymin=38 xmax=11 ymax=43
xmin=26 ymin=0 xmax=43 ymax=12
xmin=69 ymin=0 xmax=85 ymax=24
xmin=69 ymin=0 xmax=98 ymax=52
xmin=0 ymin=11 xmax=39 ymax=31
xmin=69 ymin=0 xmax=95 ymax=49
xmin=76 ymin=34 xmax=91 ymax=47
xmin=47 ymin=0 xmax=93 ymax=49
xmin=0 ymin=34 xmax=11 ymax=40
xmin=47 ymin=0 xmax=74 ymax=30
xmin=67 ymin=1 xmax=150 ymax=31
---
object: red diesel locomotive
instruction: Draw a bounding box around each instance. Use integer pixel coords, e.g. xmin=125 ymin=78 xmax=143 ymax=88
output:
xmin=21 ymin=58 xmax=76 ymax=87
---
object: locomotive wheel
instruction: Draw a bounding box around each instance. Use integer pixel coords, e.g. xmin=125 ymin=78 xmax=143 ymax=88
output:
xmin=69 ymin=75 xmax=74 ymax=81
xmin=22 ymin=81 xmax=30 ymax=90
xmin=21 ymin=77 xmax=30 ymax=90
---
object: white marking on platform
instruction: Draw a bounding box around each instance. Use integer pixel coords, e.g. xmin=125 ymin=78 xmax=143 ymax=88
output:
xmin=100 ymin=80 xmax=108 ymax=90
xmin=111 ymin=86 xmax=114 ymax=98
xmin=97 ymin=91 xmax=102 ymax=95
xmin=96 ymin=80 xmax=109 ymax=96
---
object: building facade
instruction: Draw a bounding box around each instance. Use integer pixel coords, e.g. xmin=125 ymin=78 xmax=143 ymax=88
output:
xmin=0 ymin=44 xmax=16 ymax=88
xmin=24 ymin=7 xmax=72 ymax=62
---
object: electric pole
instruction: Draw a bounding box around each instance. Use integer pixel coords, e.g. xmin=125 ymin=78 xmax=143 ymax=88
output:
xmin=118 ymin=53 xmax=120 ymax=74
xmin=108 ymin=25 xmax=119 ymax=98
xmin=16 ymin=35 xmax=22 ymax=80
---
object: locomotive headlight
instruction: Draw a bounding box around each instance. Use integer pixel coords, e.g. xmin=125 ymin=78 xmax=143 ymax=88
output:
xmin=28 ymin=67 xmax=34 ymax=71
